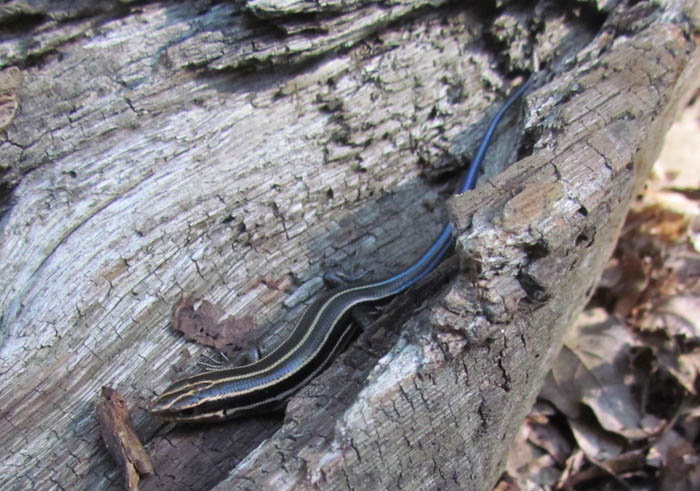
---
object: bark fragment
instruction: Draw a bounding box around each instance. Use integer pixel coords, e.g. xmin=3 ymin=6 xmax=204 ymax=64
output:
xmin=97 ymin=387 xmax=153 ymax=491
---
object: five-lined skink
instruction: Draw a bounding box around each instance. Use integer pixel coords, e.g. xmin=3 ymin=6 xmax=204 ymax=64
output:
xmin=150 ymin=75 xmax=532 ymax=422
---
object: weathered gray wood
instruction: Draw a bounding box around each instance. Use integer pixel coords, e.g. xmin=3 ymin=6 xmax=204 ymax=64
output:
xmin=0 ymin=1 xmax=698 ymax=490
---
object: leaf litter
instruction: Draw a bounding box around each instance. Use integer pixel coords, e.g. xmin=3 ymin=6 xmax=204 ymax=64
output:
xmin=497 ymin=95 xmax=700 ymax=490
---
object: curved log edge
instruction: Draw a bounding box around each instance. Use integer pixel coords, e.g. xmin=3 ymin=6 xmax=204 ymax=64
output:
xmin=0 ymin=1 xmax=699 ymax=490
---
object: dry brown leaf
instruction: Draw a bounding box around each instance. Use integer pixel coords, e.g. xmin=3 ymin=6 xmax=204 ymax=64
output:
xmin=682 ymin=404 xmax=700 ymax=419
xmin=508 ymin=453 xmax=561 ymax=490
xmin=648 ymin=429 xmax=700 ymax=491
xmin=629 ymin=204 xmax=691 ymax=244
xmin=661 ymin=347 xmax=700 ymax=395
xmin=635 ymin=294 xmax=700 ymax=393
xmin=597 ymin=173 xmax=700 ymax=393
xmin=0 ymin=92 xmax=18 ymax=130
xmin=677 ymin=351 xmax=700 ymax=393
xmin=504 ymin=402 xmax=572 ymax=490
xmin=568 ymin=417 xmax=625 ymax=461
xmin=559 ymin=449 xmax=647 ymax=489
xmin=0 ymin=66 xmax=21 ymax=130
xmin=600 ymin=123 xmax=700 ymax=317
xmin=556 ymin=449 xmax=586 ymax=488
xmin=493 ymin=478 xmax=520 ymax=491
xmin=609 ymin=251 xmax=651 ymax=318
xmin=0 ymin=66 xmax=21 ymax=94
xmin=172 ymin=293 xmax=257 ymax=355
xmin=525 ymin=416 xmax=572 ymax=466
xmin=505 ymin=421 xmax=546 ymax=482
xmin=638 ymin=294 xmax=700 ymax=339
xmin=653 ymin=97 xmax=700 ymax=192
xmin=691 ymin=225 xmax=700 ymax=254
xmin=542 ymin=308 xmax=652 ymax=440
xmin=646 ymin=190 xmax=700 ymax=221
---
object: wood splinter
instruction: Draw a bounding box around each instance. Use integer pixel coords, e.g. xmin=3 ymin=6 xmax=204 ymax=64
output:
xmin=96 ymin=387 xmax=153 ymax=491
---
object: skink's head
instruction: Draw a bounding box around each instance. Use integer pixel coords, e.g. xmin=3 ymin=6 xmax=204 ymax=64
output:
xmin=149 ymin=376 xmax=230 ymax=423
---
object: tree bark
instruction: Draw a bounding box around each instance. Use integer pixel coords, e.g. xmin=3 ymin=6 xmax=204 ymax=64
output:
xmin=1 ymin=1 xmax=698 ymax=490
